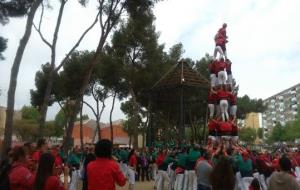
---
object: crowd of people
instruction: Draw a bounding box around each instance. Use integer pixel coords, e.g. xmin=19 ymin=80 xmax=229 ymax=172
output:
xmin=1 ymin=138 xmax=300 ymax=190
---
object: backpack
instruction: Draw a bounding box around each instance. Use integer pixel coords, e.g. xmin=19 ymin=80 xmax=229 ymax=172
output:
xmin=0 ymin=159 xmax=11 ymax=190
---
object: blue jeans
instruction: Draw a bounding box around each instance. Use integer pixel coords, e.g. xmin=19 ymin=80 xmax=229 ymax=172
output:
xmin=197 ymin=183 xmax=211 ymax=190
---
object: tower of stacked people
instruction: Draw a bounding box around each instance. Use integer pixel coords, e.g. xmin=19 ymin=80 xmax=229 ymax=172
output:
xmin=207 ymin=23 xmax=239 ymax=143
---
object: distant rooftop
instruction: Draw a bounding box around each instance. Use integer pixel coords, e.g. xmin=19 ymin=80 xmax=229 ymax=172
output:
xmin=264 ymin=83 xmax=300 ymax=101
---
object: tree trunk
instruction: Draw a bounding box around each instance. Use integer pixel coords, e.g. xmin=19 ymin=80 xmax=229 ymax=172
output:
xmin=2 ymin=0 xmax=42 ymax=160
xmin=38 ymin=71 xmax=54 ymax=136
xmin=38 ymin=0 xmax=67 ymax=137
xmin=63 ymin=101 xmax=78 ymax=154
xmin=79 ymin=101 xmax=84 ymax=152
xmin=128 ymin=85 xmax=139 ymax=149
xmin=95 ymin=99 xmax=100 ymax=141
xmin=109 ymin=92 xmax=117 ymax=144
xmin=83 ymin=99 xmax=104 ymax=143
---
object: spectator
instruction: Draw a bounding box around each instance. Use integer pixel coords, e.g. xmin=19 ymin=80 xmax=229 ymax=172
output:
xmin=32 ymin=138 xmax=48 ymax=162
xmin=34 ymin=153 xmax=68 ymax=190
xmin=128 ymin=149 xmax=137 ymax=190
xmin=268 ymin=156 xmax=300 ymax=190
xmin=195 ymin=151 xmax=213 ymax=190
xmin=140 ymin=150 xmax=150 ymax=181
xmin=87 ymin=139 xmax=126 ymax=190
xmin=9 ymin=146 xmax=35 ymax=190
xmin=67 ymin=146 xmax=81 ymax=170
xmin=210 ymin=157 xmax=235 ymax=190
xmin=235 ymin=150 xmax=253 ymax=177
xmin=82 ymin=153 xmax=96 ymax=190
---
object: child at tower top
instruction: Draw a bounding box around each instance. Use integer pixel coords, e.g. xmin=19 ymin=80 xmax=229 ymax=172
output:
xmin=214 ymin=23 xmax=228 ymax=60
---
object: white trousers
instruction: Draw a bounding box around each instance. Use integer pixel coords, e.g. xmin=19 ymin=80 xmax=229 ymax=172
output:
xmin=227 ymin=74 xmax=233 ymax=86
xmin=120 ymin=162 xmax=128 ymax=177
xmin=128 ymin=167 xmax=135 ymax=185
xmin=230 ymin=105 xmax=237 ymax=118
xmin=210 ymin=74 xmax=217 ymax=87
xmin=174 ymin=173 xmax=184 ymax=190
xmin=169 ymin=169 xmax=176 ymax=190
xmin=157 ymin=170 xmax=170 ymax=190
xmin=187 ymin=170 xmax=197 ymax=190
xmin=218 ymin=71 xmax=227 ymax=85
xmin=69 ymin=170 xmax=80 ymax=190
xmin=152 ymin=163 xmax=158 ymax=180
xmin=214 ymin=46 xmax=224 ymax=60
xmin=183 ymin=170 xmax=189 ymax=190
xmin=220 ymin=100 xmax=229 ymax=121
xmin=208 ymin=104 xmax=215 ymax=118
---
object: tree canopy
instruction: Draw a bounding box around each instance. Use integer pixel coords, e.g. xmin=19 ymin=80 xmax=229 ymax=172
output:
xmin=237 ymin=95 xmax=266 ymax=119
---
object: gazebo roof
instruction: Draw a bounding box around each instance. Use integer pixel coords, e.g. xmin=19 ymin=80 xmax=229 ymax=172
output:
xmin=151 ymin=61 xmax=210 ymax=91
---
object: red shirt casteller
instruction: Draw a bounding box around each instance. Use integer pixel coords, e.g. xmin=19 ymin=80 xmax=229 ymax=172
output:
xmin=229 ymin=92 xmax=237 ymax=105
xmin=87 ymin=158 xmax=126 ymax=190
xmin=218 ymin=121 xmax=232 ymax=133
xmin=208 ymin=119 xmax=218 ymax=132
xmin=9 ymin=162 xmax=35 ymax=190
xmin=129 ymin=154 xmax=137 ymax=168
xmin=44 ymin=176 xmax=64 ymax=190
xmin=31 ymin=150 xmax=42 ymax=162
xmin=214 ymin=60 xmax=227 ymax=73
xmin=208 ymin=92 xmax=218 ymax=104
xmin=217 ymin=89 xmax=230 ymax=100
xmin=208 ymin=62 xmax=215 ymax=74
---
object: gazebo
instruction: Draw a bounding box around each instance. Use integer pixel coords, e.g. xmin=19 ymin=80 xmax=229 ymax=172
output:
xmin=148 ymin=60 xmax=210 ymax=145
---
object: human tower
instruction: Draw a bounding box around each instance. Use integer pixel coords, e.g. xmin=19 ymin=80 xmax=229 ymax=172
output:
xmin=207 ymin=23 xmax=239 ymax=143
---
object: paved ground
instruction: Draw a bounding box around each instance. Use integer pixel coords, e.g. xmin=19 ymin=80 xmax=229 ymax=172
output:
xmin=116 ymin=181 xmax=154 ymax=190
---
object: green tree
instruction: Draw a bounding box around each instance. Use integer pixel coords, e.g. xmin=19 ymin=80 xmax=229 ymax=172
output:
xmin=239 ymin=127 xmax=257 ymax=143
xmin=257 ymin=128 xmax=263 ymax=139
xmin=237 ymin=95 xmax=266 ymax=119
xmin=107 ymin=0 xmax=166 ymax=148
xmin=21 ymin=105 xmax=40 ymax=121
xmin=279 ymin=111 xmax=300 ymax=142
xmin=268 ymin=123 xmax=285 ymax=143
xmin=13 ymin=119 xmax=38 ymax=142
xmin=30 ymin=63 xmax=60 ymax=108
xmin=194 ymin=53 xmax=212 ymax=81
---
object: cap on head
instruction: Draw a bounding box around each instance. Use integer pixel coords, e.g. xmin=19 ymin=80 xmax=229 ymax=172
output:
xmin=223 ymin=23 xmax=227 ymax=28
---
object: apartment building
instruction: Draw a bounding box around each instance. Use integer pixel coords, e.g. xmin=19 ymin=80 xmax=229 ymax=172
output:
xmin=262 ymin=83 xmax=300 ymax=130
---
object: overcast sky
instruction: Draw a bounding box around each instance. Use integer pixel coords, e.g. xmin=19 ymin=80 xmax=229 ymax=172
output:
xmin=0 ymin=0 xmax=299 ymax=122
